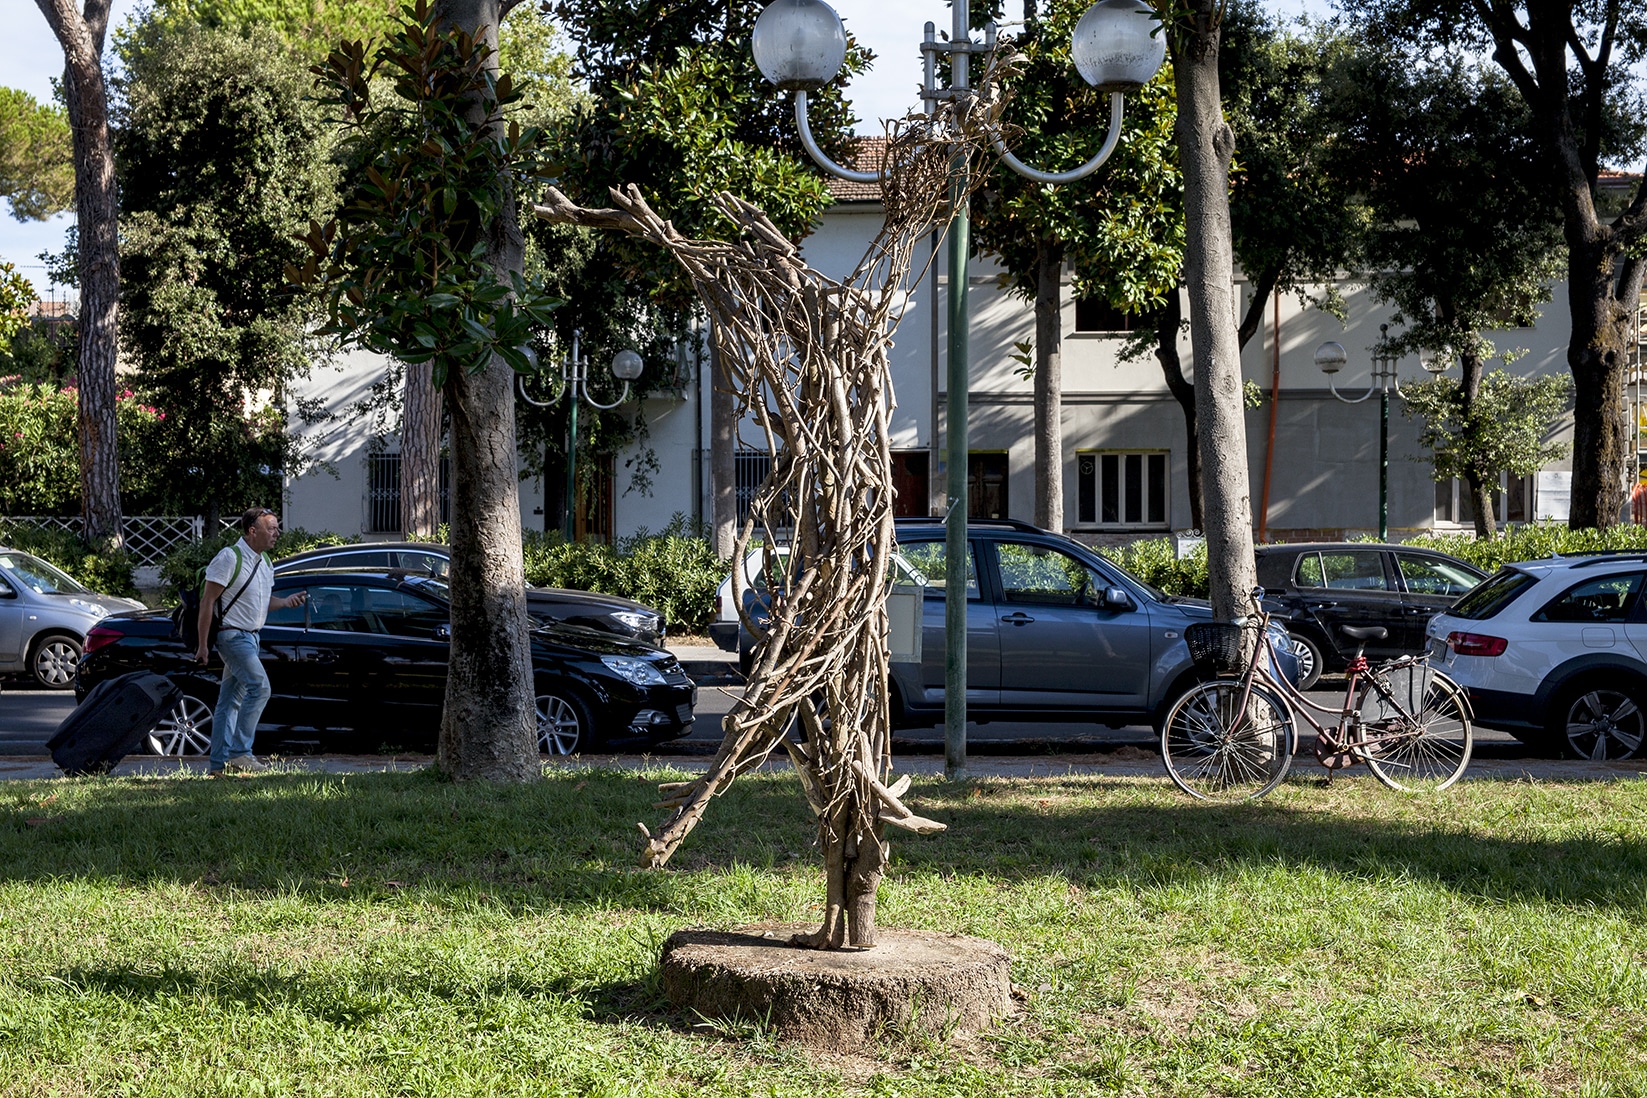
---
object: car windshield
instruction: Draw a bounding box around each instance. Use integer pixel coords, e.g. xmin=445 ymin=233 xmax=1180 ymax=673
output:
xmin=0 ymin=552 xmax=90 ymax=595
xmin=405 ymin=577 xmax=450 ymax=603
xmin=1447 ymin=568 xmax=1536 ymax=620
xmin=1095 ymin=554 xmax=1167 ymax=601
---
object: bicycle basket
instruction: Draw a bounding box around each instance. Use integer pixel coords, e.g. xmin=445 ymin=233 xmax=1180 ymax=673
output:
xmin=1365 ymin=661 xmax=1434 ymax=723
xmin=1184 ymin=622 xmax=1248 ymax=677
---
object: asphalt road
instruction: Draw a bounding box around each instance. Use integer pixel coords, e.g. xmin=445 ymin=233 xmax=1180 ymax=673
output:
xmin=0 ymin=674 xmax=1533 ymax=759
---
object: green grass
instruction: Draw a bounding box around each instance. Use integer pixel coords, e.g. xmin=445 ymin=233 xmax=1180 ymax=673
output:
xmin=2 ymin=766 xmax=1646 ymax=1096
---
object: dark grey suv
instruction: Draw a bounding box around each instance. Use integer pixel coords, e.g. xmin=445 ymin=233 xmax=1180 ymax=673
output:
xmin=885 ymin=519 xmax=1297 ymax=730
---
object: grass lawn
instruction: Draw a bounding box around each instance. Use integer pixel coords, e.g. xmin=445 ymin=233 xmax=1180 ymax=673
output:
xmin=2 ymin=764 xmax=1645 ymax=1096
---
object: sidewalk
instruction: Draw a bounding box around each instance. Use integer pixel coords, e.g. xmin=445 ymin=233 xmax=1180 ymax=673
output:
xmin=3 ymin=742 xmax=1643 ymax=784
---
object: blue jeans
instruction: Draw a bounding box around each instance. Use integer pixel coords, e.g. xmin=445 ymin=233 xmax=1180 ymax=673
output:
xmin=210 ymin=629 xmax=270 ymax=768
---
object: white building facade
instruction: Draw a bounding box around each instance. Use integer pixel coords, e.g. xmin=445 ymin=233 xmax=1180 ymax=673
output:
xmin=284 ymin=189 xmax=1646 ymax=544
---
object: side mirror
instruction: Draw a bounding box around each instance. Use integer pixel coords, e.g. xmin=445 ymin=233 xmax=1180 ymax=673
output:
xmin=1103 ymin=586 xmax=1134 ymax=611
xmin=435 ymin=623 xmax=452 ymax=641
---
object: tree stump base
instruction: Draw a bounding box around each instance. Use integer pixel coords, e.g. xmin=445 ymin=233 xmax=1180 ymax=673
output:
xmin=660 ymin=924 xmax=1013 ymax=1050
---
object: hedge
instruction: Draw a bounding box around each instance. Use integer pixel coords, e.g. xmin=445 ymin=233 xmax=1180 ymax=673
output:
xmin=158 ymin=528 xmax=358 ymax=600
xmin=519 ymin=517 xmax=727 ymax=634
xmin=0 ymin=523 xmax=139 ymax=598
xmin=156 ymin=516 xmax=730 ymax=633
xmin=1103 ymin=521 xmax=1647 ymax=600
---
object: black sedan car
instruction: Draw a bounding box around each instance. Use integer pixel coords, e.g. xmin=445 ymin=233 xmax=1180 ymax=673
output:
xmin=77 ymin=571 xmax=695 ymax=757
xmin=272 ymin=542 xmax=667 ymax=647
xmin=1255 ymin=542 xmax=1486 ymax=688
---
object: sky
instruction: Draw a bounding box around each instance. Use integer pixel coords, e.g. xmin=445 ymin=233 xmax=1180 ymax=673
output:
xmin=0 ymin=0 xmax=1330 ymax=300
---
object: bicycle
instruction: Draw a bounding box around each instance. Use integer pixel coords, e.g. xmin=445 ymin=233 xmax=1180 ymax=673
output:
xmin=1160 ymin=592 xmax=1474 ymax=800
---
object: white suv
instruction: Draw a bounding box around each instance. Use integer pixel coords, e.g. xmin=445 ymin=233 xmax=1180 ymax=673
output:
xmin=1426 ymin=554 xmax=1647 ymax=759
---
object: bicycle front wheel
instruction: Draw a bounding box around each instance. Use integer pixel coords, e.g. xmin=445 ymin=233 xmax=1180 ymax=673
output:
xmin=1161 ymin=680 xmax=1296 ymax=801
xmin=1357 ymin=666 xmax=1473 ymax=791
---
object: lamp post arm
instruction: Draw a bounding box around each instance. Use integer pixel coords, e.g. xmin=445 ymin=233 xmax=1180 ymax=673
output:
xmin=518 ymin=373 xmax=566 ymax=408
xmin=795 ymin=91 xmax=879 ymax=183
xmin=579 ymin=382 xmax=633 ymax=411
xmin=989 ymin=92 xmax=1125 ymax=185
xmin=1326 ymin=376 xmax=1377 ymax=405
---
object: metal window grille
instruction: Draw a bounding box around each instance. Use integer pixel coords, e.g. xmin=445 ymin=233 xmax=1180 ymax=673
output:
xmin=735 ymin=450 xmax=771 ymax=525
xmin=368 ymin=453 xmax=401 ymax=533
xmin=1077 ymin=450 xmax=1168 ymax=528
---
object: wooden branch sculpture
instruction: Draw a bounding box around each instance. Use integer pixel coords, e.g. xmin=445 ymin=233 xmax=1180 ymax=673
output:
xmin=533 ymin=62 xmax=1014 ymax=949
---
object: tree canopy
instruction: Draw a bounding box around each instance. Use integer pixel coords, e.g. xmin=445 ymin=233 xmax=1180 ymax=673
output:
xmin=0 ymin=88 xmax=74 ymax=222
xmin=115 ymin=18 xmax=340 ymax=520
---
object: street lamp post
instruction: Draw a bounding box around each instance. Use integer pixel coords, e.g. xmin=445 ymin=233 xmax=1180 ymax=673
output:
xmin=751 ymin=0 xmax=1163 ymax=780
xmin=518 ymin=330 xmax=644 ymax=540
xmin=1314 ymin=324 xmax=1410 ymax=542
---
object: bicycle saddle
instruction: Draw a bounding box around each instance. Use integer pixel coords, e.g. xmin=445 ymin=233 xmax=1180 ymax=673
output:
xmin=1339 ymin=625 xmax=1388 ymax=642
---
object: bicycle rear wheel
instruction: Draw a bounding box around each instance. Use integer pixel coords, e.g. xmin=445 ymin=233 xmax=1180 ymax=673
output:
xmin=1161 ymin=680 xmax=1296 ymax=800
xmin=1357 ymin=665 xmax=1473 ymax=791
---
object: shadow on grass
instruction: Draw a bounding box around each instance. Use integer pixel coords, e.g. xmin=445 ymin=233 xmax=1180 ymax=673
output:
xmin=3 ymin=767 xmax=1644 ymax=914
xmin=19 ymin=957 xmax=671 ymax=1031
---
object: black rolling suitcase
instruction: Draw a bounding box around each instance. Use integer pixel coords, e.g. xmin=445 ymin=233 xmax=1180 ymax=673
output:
xmin=47 ymin=672 xmax=182 ymax=776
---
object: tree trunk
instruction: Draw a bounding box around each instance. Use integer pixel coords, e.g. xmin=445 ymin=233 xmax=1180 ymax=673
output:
xmin=794 ymin=787 xmax=888 ymax=949
xmin=402 ymin=361 xmax=443 ymax=539
xmin=1489 ymin=19 xmax=1645 ymax=529
xmin=709 ymin=323 xmax=737 ymax=558
xmin=1151 ymin=287 xmax=1203 ymax=532
xmin=36 ymin=0 xmax=121 ymax=547
xmin=1173 ymin=8 xmax=1256 ymax=621
xmin=1032 ymin=236 xmax=1063 ymax=532
xmin=433 ymin=0 xmax=537 ymax=782
xmin=1565 ymin=236 xmax=1638 ymax=529
xmin=1455 ymin=346 xmax=1497 ymax=539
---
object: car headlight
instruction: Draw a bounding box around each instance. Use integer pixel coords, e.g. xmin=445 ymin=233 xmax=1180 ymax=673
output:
xmin=610 ymin=610 xmax=659 ymax=633
xmin=68 ymin=598 xmax=108 ymax=618
xmin=600 ymin=655 xmax=667 ymax=687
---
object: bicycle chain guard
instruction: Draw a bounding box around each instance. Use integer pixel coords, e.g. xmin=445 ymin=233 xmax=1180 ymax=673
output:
xmin=1314 ymin=729 xmax=1356 ymax=769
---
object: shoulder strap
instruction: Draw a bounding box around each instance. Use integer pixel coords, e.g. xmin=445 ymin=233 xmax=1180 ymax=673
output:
xmin=217 ymin=546 xmax=260 ymax=620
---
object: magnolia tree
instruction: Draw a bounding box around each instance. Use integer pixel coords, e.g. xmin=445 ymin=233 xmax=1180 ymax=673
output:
xmin=296 ymin=0 xmax=553 ymax=781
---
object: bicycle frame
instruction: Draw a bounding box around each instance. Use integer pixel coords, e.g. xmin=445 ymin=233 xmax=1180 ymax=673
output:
xmin=1222 ymin=610 xmax=1440 ymax=763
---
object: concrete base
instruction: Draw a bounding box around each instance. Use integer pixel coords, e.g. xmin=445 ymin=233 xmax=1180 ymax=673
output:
xmin=661 ymin=924 xmax=1013 ymax=1050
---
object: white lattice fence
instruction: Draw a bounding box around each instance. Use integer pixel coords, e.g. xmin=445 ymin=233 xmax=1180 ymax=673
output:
xmin=0 ymin=515 xmax=207 ymax=565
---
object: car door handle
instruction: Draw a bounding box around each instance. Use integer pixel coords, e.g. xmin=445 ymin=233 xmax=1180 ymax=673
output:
xmin=304 ymin=650 xmax=339 ymax=665
xmin=1000 ymin=612 xmax=1036 ymax=626
xmin=1306 ymin=601 xmax=1337 ymax=610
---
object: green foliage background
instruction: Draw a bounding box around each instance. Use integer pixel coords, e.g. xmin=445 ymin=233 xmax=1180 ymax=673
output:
xmin=115 ymin=20 xmax=339 ymax=521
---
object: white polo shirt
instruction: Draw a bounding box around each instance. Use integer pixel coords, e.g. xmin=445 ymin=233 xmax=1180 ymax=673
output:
xmin=204 ymin=539 xmax=274 ymax=633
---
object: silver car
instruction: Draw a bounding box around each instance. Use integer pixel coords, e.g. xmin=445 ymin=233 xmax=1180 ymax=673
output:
xmin=0 ymin=548 xmax=146 ymax=688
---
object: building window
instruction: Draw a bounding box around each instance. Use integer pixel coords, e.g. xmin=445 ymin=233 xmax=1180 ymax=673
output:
xmin=1078 ymin=451 xmax=1168 ymax=527
xmin=968 ymin=452 xmax=1009 ymax=519
xmin=891 ymin=451 xmax=931 ymax=517
xmin=366 ymin=452 xmax=451 ymax=534
xmin=1075 ymin=297 xmax=1132 ymax=333
xmin=1434 ymin=473 xmax=1532 ymax=527
xmin=734 ymin=450 xmax=770 ymax=525
xmin=368 ymin=452 xmax=401 ymax=533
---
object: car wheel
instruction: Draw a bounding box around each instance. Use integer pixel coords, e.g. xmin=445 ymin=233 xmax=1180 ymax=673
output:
xmin=30 ymin=633 xmax=82 ymax=690
xmin=146 ymin=695 xmax=214 ymax=756
xmin=1556 ymin=685 xmax=1646 ymax=761
xmin=535 ymin=687 xmax=595 ymax=756
xmin=1288 ymin=633 xmax=1323 ymax=692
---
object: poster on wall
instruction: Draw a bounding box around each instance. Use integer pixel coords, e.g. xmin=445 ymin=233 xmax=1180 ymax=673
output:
xmin=1535 ymin=471 xmax=1571 ymax=522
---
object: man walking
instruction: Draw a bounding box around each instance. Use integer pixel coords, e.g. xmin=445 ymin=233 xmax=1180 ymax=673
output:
xmin=195 ymin=508 xmax=307 ymax=775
